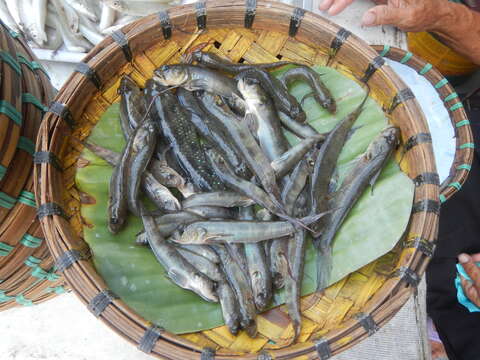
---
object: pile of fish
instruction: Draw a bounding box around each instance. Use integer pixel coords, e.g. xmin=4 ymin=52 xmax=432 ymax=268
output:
xmin=85 ymin=51 xmax=400 ymax=339
xmin=0 ymin=0 xmax=179 ymax=52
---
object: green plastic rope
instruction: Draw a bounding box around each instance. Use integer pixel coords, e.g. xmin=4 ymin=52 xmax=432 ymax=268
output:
xmin=18 ymin=190 xmax=36 ymax=208
xmin=0 ymin=165 xmax=5 ymax=180
xmin=0 ymin=191 xmax=16 ymax=209
xmin=8 ymin=29 xmax=20 ymax=38
xmin=31 ymin=266 xmax=60 ymax=281
xmin=0 ymin=50 xmax=21 ymax=75
xmin=448 ymin=182 xmax=462 ymax=191
xmin=439 ymin=194 xmax=447 ymax=203
xmin=0 ymin=100 xmax=22 ymax=126
xmin=17 ymin=54 xmax=50 ymax=78
xmin=20 ymin=233 xmax=43 ymax=248
xmin=456 ymin=119 xmax=470 ymax=128
xmin=15 ymin=295 xmax=33 ymax=306
xmin=419 ymin=63 xmax=433 ymax=75
xmin=457 ymin=164 xmax=472 ymax=171
xmin=380 ymin=45 xmax=390 ymax=57
xmin=0 ymin=242 xmax=14 ymax=256
xmin=400 ymin=52 xmax=413 ymax=64
xmin=444 ymin=92 xmax=459 ymax=102
xmin=435 ymin=78 xmax=449 ymax=89
xmin=46 ymin=286 xmax=66 ymax=294
xmin=0 ymin=291 xmax=13 ymax=302
xmin=24 ymin=256 xmax=42 ymax=268
xmin=22 ymin=93 xmax=48 ymax=112
xmin=450 ymin=102 xmax=464 ymax=111
xmin=460 ymin=143 xmax=475 ymax=149
xmin=18 ymin=136 xmax=34 ymax=155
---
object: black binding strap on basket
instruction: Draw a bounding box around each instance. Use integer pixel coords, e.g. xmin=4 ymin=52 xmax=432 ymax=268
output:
xmin=244 ymin=0 xmax=256 ymax=29
xmin=88 ymin=289 xmax=118 ymax=317
xmin=404 ymin=133 xmax=432 ymax=152
xmin=289 ymin=8 xmax=305 ymax=37
xmin=138 ymin=325 xmax=163 ymax=353
xmin=355 ymin=313 xmax=379 ymax=336
xmin=257 ymin=351 xmax=272 ymax=360
xmin=111 ymin=30 xmax=132 ymax=62
xmin=74 ymin=62 xmax=101 ymax=89
xmin=201 ymin=347 xmax=215 ymax=360
xmin=413 ymin=172 xmax=440 ymax=187
xmin=403 ymin=235 xmax=436 ymax=257
xmin=37 ymin=203 xmax=67 ymax=219
xmin=48 ymin=102 xmax=74 ymax=127
xmin=158 ymin=11 xmax=172 ymax=39
xmin=361 ymin=56 xmax=385 ymax=83
xmin=55 ymin=250 xmax=84 ymax=272
xmin=314 ymin=338 xmax=332 ymax=359
xmin=33 ymin=151 xmax=62 ymax=171
xmin=390 ymin=266 xmax=420 ymax=287
xmin=412 ymin=199 xmax=440 ymax=215
xmin=388 ymin=88 xmax=415 ymax=114
xmin=195 ymin=2 xmax=207 ymax=30
xmin=329 ymin=28 xmax=351 ymax=60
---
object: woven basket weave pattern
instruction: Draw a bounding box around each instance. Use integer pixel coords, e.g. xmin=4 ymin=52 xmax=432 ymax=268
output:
xmin=0 ymin=25 xmax=66 ymax=310
xmin=35 ymin=2 xmax=441 ymax=358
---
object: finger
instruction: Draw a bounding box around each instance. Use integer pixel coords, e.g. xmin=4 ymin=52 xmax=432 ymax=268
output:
xmin=361 ymin=4 xmax=408 ymax=27
xmin=459 ymin=253 xmax=480 ymax=289
xmin=462 ymin=277 xmax=480 ymax=307
xmin=471 ymin=252 xmax=480 ymax=262
xmin=319 ymin=0 xmax=335 ymax=11
xmin=328 ymin=0 xmax=355 ymax=15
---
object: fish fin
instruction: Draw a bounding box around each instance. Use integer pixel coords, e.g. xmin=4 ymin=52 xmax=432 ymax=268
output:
xmin=244 ymin=112 xmax=259 ymax=134
xmin=315 ymin=247 xmax=333 ymax=292
xmin=328 ymin=169 xmax=339 ymax=194
xmin=135 ymin=232 xmax=149 ymax=246
xmin=369 ymin=168 xmax=383 ymax=195
xmin=346 ymin=125 xmax=363 ymax=142
xmin=300 ymin=92 xmax=315 ymax=106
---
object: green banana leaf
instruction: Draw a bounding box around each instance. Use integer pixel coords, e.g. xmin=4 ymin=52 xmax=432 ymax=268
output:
xmin=75 ymin=65 xmax=414 ymax=334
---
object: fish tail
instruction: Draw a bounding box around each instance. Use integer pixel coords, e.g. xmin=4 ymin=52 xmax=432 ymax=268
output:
xmin=315 ymin=247 xmax=333 ymax=292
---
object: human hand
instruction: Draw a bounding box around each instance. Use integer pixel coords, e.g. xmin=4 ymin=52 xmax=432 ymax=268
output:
xmin=319 ymin=0 xmax=454 ymax=33
xmin=458 ymin=253 xmax=480 ymax=307
xmin=319 ymin=0 xmax=386 ymax=16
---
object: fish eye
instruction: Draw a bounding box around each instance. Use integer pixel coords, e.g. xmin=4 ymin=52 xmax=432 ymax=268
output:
xmin=160 ymin=65 xmax=170 ymax=72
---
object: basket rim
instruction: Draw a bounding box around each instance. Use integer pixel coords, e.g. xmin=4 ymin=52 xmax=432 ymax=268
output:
xmin=371 ymin=45 xmax=474 ymax=203
xmin=34 ymin=1 xmax=440 ymax=358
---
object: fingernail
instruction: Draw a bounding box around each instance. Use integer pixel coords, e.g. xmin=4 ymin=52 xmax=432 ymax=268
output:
xmin=459 ymin=253 xmax=470 ymax=264
xmin=362 ymin=11 xmax=376 ymax=26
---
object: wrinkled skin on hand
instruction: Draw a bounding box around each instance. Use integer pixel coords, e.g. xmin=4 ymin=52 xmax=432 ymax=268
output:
xmin=458 ymin=253 xmax=480 ymax=307
xmin=319 ymin=0 xmax=450 ymax=31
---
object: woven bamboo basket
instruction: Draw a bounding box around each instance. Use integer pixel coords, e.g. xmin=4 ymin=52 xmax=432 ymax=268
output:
xmin=372 ymin=45 xmax=473 ymax=202
xmin=35 ymin=1 xmax=440 ymax=358
xmin=0 ymin=23 xmax=66 ymax=310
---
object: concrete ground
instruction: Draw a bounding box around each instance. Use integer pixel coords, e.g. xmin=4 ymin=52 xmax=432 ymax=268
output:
xmin=2 ymin=1 xmax=421 ymax=359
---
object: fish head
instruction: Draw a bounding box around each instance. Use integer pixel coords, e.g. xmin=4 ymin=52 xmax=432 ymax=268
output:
xmin=237 ymin=77 xmax=264 ymax=102
xmin=191 ymin=272 xmax=218 ymax=302
xmin=291 ymin=106 xmax=307 ymax=123
xmin=153 ymin=65 xmax=189 ymax=87
xmin=191 ymin=51 xmax=203 ymax=63
xmin=108 ymin=215 xmax=125 ymax=234
xmin=118 ymin=75 xmax=138 ymax=95
xmin=180 ymin=226 xmax=208 ymax=244
xmin=366 ymin=126 xmax=400 ymax=160
xmin=103 ymin=0 xmax=125 ymax=11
